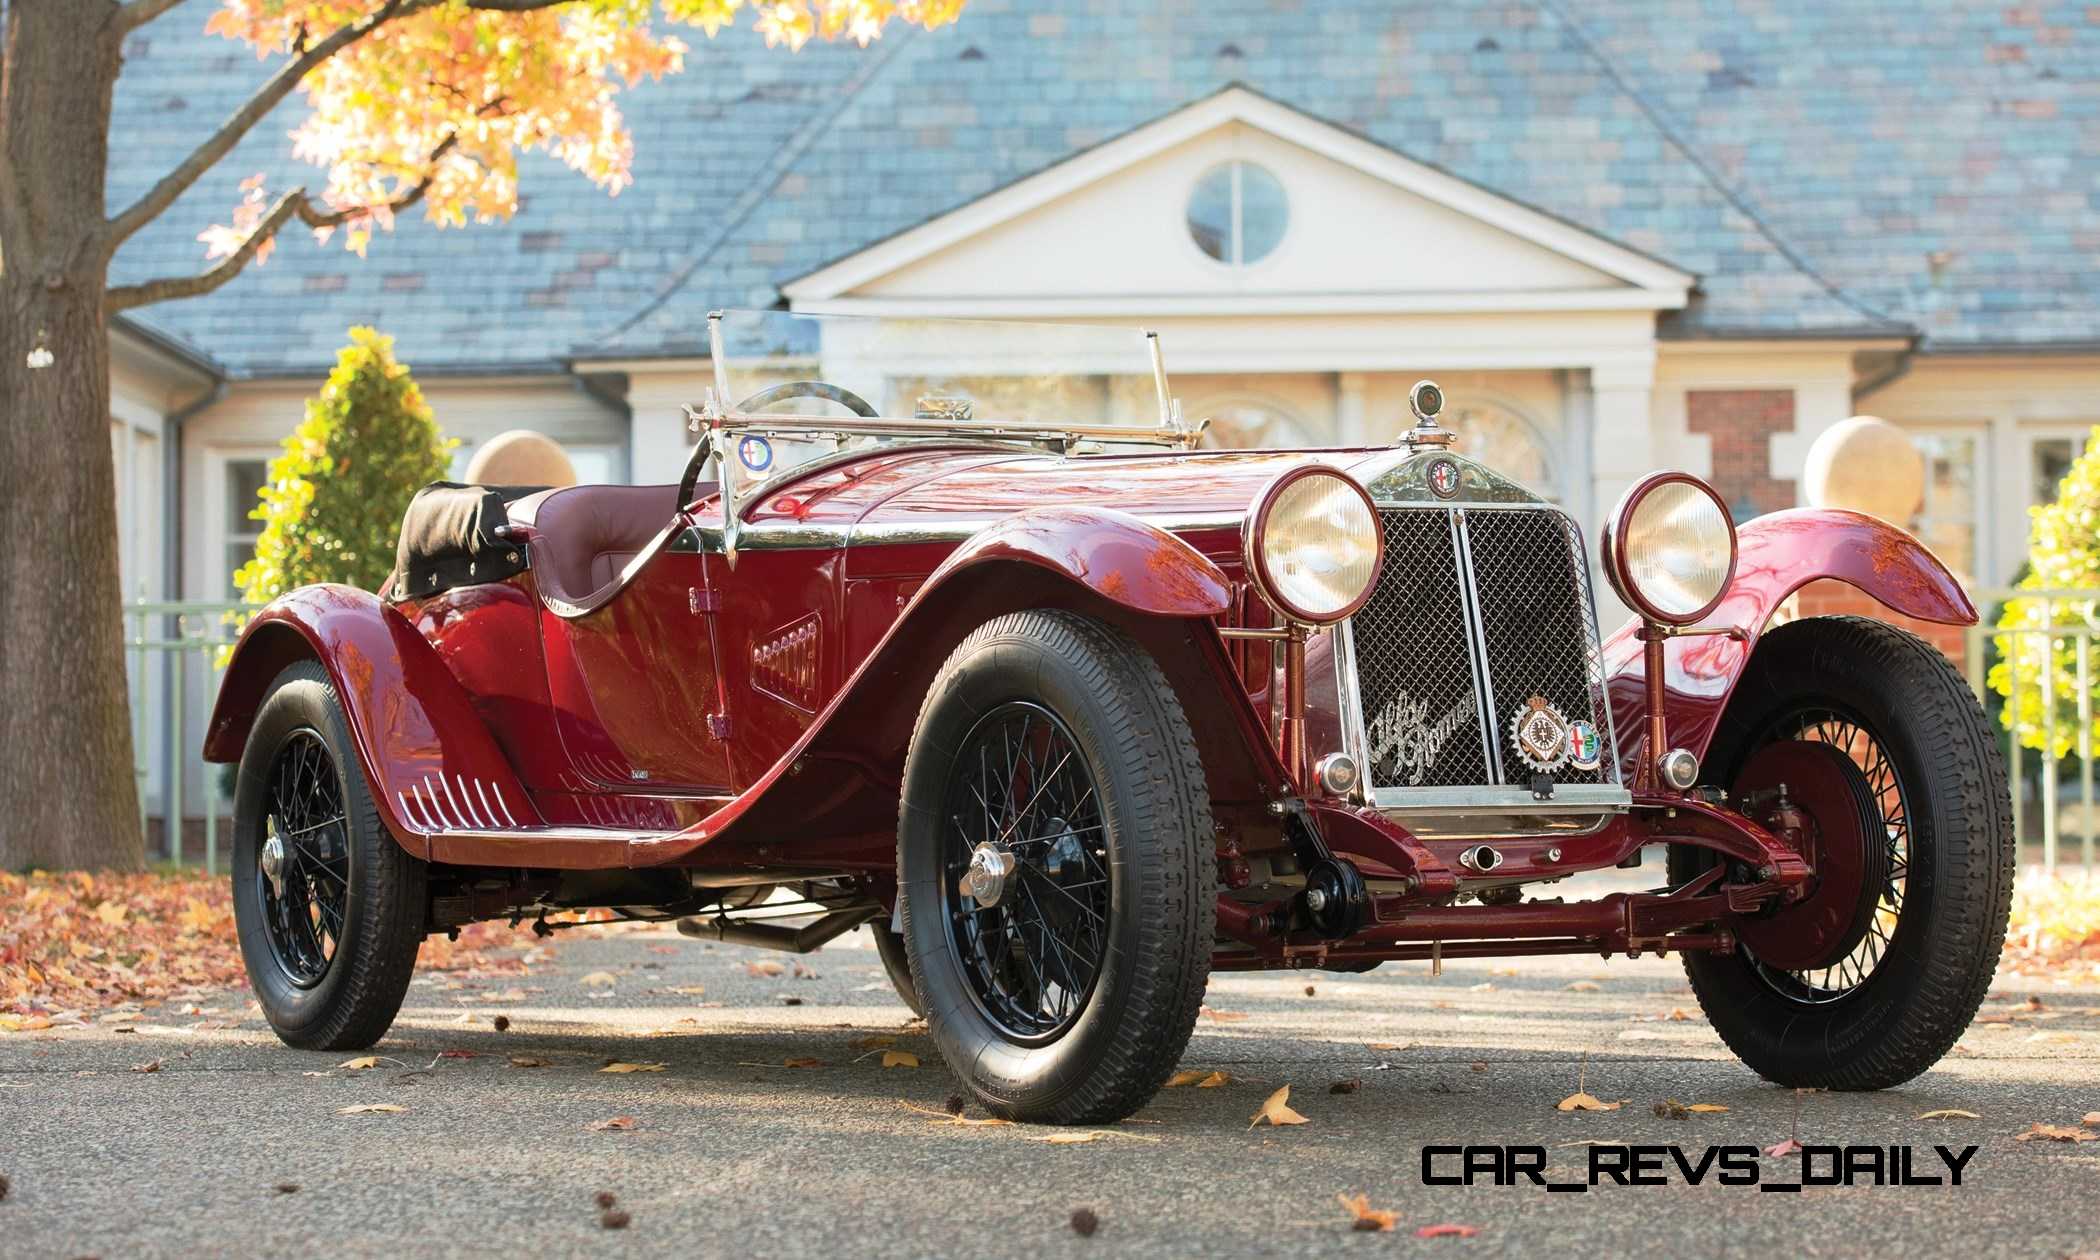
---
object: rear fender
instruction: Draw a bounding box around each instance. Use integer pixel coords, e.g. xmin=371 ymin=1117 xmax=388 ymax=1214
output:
xmin=205 ymin=585 xmax=543 ymax=857
xmin=1601 ymin=508 xmax=1975 ymax=768
xmin=629 ymin=507 xmax=1292 ymax=867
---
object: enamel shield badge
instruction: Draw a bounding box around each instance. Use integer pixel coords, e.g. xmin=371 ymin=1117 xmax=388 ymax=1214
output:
xmin=1510 ymin=695 xmax=1573 ymax=773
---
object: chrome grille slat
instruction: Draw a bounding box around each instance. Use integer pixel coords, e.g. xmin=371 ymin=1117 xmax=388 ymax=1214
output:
xmin=1347 ymin=504 xmax=1615 ymax=792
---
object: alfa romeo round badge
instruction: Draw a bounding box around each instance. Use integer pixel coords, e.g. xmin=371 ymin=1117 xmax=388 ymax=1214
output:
xmin=1566 ymin=719 xmax=1602 ymax=771
xmin=1427 ymin=456 xmax=1461 ymax=499
xmin=738 ymin=434 xmax=774 ymax=476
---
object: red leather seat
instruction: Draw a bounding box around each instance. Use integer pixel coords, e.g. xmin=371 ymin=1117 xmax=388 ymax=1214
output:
xmin=508 ymin=483 xmax=708 ymax=611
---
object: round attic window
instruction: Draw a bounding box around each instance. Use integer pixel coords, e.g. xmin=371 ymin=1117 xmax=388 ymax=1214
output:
xmin=1186 ymin=161 xmax=1288 ymax=266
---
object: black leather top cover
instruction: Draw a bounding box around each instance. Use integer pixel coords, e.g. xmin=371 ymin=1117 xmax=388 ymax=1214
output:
xmin=387 ymin=482 xmax=545 ymax=601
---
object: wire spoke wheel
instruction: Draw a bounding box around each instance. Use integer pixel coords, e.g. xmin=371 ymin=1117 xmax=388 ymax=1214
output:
xmin=257 ymin=729 xmax=350 ymax=988
xmin=1742 ymin=706 xmax=1909 ymax=1006
xmin=940 ymin=701 xmax=1112 ymax=1043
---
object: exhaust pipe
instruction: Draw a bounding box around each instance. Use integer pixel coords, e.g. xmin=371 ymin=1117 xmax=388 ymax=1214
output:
xmin=675 ymin=905 xmax=881 ymax=954
xmin=1458 ymin=845 xmax=1503 ymax=874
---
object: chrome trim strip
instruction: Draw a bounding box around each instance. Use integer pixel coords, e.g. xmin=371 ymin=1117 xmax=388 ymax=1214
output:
xmin=491 ymin=783 xmax=520 ymax=828
xmin=1451 ymin=509 xmax=1507 ymax=785
xmin=1369 ymin=784 xmax=1632 ymax=813
xmin=680 ymin=510 xmax=1247 ymax=554
xmin=422 ymin=775 xmax=455 ymax=831
xmin=1331 ymin=622 xmax=1373 ymax=806
xmin=1444 ymin=508 xmax=1502 ymax=784
xmin=396 ymin=791 xmax=429 ymax=833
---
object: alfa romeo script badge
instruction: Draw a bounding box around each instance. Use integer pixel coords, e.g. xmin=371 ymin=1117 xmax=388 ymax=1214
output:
xmin=1510 ymin=695 xmax=1573 ymax=772
xmin=1427 ymin=456 xmax=1461 ymax=499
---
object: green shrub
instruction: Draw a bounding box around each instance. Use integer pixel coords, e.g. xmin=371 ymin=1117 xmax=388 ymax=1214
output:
xmin=1990 ymin=425 xmax=2100 ymax=758
xmin=233 ymin=328 xmax=454 ymax=603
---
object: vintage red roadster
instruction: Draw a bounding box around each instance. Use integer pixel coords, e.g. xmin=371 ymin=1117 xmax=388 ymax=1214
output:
xmin=207 ymin=311 xmax=2012 ymax=1123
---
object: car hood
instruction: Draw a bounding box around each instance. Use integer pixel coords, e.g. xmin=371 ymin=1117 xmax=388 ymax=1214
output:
xmin=743 ymin=444 xmax=1401 ymax=535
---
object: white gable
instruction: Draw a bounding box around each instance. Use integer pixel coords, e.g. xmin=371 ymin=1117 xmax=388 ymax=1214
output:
xmin=786 ymin=88 xmax=1692 ymax=317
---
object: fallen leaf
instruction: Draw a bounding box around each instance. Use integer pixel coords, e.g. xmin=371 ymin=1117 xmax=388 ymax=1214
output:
xmin=782 ymin=1057 xmax=825 ymax=1069
xmin=1765 ymin=1139 xmax=1803 ymax=1158
xmin=1250 ymin=1084 xmax=1309 ymax=1129
xmin=438 ymin=1050 xmax=480 ymax=1060
xmin=339 ymin=1056 xmax=380 ymax=1071
xmin=1032 ymin=1131 xmax=1105 ymax=1145
xmin=131 ymin=1059 xmax=163 ymax=1074
xmin=337 ymin=1104 xmax=406 ymax=1115
xmin=1338 ymin=1192 xmax=1399 ymax=1232
xmin=902 ymin=1101 xmax=1010 ymax=1126
xmin=849 ymin=1035 xmax=897 ymax=1052
xmin=508 ymin=1056 xmax=549 ymax=1069
xmin=1688 ymin=1103 xmax=1729 ymax=1113
xmin=596 ymin=1191 xmax=618 ymax=1209
xmin=662 ymin=985 xmax=708 ymax=996
xmin=1366 ymin=1042 xmax=1405 ymax=1052
xmin=1557 ymin=1092 xmax=1623 ymax=1112
xmin=1330 ymin=1078 xmax=1361 ymax=1095
xmin=1165 ymin=1069 xmax=1208 ymax=1087
xmin=744 ymin=961 xmax=785 ymax=978
xmin=881 ymin=1050 xmax=919 ymax=1069
xmin=491 ymin=1016 xmax=511 ymax=1032
xmin=599 ymin=1062 xmax=667 ymax=1074
xmin=2083 ymin=1112 xmax=2100 ymax=1126
xmin=2015 ymin=1122 xmax=2098 ymax=1143
xmin=578 ymin=971 xmax=618 ymax=988
xmin=600 ymin=1208 xmax=631 ymax=1230
xmin=274 ymin=1183 xmax=299 ymax=1195
xmin=1201 ymin=1006 xmax=1249 ymax=1022
xmin=1069 ymin=1208 xmax=1099 ymax=1238
xmin=1915 ymin=1109 xmax=1980 ymax=1121
xmin=1567 ymin=981 xmax=1602 ymax=992
xmin=589 ymin=1116 xmax=638 ymax=1132
xmin=1416 ymin=1223 xmax=1479 ymax=1239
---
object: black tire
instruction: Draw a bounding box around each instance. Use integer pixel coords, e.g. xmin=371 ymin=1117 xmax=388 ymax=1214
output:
xmin=872 ymin=922 xmax=924 ymax=1017
xmin=1669 ymin=616 xmax=2013 ymax=1090
xmin=232 ymin=661 xmax=427 ymax=1051
xmin=898 ymin=610 xmax=1214 ymax=1124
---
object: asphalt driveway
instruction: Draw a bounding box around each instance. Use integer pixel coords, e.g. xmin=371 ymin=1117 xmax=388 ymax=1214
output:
xmin=4 ymin=909 xmax=2099 ymax=1259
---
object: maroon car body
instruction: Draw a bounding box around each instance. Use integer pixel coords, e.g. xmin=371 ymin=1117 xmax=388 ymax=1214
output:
xmin=206 ymin=312 xmax=2002 ymax=1123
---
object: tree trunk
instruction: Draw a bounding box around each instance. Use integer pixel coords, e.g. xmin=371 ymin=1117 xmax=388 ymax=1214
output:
xmin=1 ymin=1 xmax=146 ymax=871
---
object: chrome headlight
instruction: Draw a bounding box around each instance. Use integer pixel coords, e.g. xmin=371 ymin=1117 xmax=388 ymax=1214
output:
xmin=1600 ymin=473 xmax=1737 ymax=625
xmin=1243 ymin=466 xmax=1383 ymax=626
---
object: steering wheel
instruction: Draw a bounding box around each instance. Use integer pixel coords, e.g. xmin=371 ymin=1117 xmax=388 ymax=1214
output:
xmin=678 ymin=381 xmax=880 ymax=507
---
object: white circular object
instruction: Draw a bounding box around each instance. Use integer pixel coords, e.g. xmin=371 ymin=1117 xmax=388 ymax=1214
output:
xmin=465 ymin=429 xmax=577 ymax=488
xmin=1803 ymin=416 xmax=1924 ymax=523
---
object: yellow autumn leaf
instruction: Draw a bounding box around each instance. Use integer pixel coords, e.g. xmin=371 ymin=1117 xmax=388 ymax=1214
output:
xmin=1250 ymin=1085 xmax=1309 ymax=1129
xmin=339 ymin=1056 xmax=380 ymax=1070
xmin=1686 ymin=1103 xmax=1729 ymax=1113
xmin=1337 ymin=1192 xmax=1400 ymax=1232
xmin=881 ymin=1050 xmax=919 ymax=1069
xmin=1165 ymin=1069 xmax=1207 ymax=1087
xmin=599 ymin=1061 xmax=666 ymax=1074
xmin=337 ymin=1104 xmax=405 ymax=1115
xmin=1915 ymin=1109 xmax=1980 ymax=1121
xmin=1567 ymin=981 xmax=1602 ymax=992
xmin=1556 ymin=1092 xmax=1624 ymax=1112
xmin=578 ymin=971 xmax=618 ymax=988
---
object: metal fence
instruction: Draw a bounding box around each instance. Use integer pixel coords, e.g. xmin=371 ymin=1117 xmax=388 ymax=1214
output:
xmin=123 ymin=591 xmax=2096 ymax=874
xmin=1964 ymin=587 xmax=2100 ymax=873
xmin=126 ymin=598 xmax=253 ymax=872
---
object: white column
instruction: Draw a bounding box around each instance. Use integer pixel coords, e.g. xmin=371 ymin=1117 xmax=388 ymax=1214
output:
xmin=1336 ymin=372 xmax=1370 ymax=446
xmin=624 ymin=371 xmax=707 ymax=487
xmin=1586 ymin=357 xmax=1659 ymax=629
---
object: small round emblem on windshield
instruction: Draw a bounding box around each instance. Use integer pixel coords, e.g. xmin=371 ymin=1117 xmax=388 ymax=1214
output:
xmin=737 ymin=434 xmax=774 ymax=474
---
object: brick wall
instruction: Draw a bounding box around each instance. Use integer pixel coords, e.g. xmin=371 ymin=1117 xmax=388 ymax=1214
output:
xmin=1787 ymin=579 xmax=1970 ymax=662
xmin=1687 ymin=388 xmax=1796 ymax=519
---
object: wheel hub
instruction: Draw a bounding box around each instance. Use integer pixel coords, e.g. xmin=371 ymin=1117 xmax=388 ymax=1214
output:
xmin=960 ymin=842 xmax=1018 ymax=909
xmin=1733 ymin=740 xmax=1888 ymax=972
xmin=260 ymin=822 xmax=288 ymax=898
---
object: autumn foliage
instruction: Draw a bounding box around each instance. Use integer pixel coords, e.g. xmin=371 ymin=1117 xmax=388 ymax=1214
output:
xmin=199 ymin=0 xmax=966 ymax=261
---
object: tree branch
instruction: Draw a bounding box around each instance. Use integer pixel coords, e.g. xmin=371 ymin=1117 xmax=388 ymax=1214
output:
xmin=101 ymin=0 xmax=572 ymax=256
xmin=112 ymin=0 xmax=192 ymax=35
xmin=105 ymin=145 xmax=450 ymax=311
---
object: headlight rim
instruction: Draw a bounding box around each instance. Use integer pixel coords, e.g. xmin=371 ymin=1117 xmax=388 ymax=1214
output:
xmin=1600 ymin=471 xmax=1738 ymax=626
xmin=1242 ymin=463 xmax=1384 ymax=627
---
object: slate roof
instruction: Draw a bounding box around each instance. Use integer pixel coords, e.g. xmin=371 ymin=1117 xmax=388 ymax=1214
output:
xmin=107 ymin=0 xmax=2100 ymax=376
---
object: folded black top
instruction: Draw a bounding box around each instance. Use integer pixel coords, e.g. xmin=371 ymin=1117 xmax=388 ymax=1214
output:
xmin=388 ymin=482 xmax=545 ymax=601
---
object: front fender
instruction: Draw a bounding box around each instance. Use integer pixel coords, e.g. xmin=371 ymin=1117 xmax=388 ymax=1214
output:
xmin=205 ymin=585 xmax=543 ymax=857
xmin=1601 ymin=508 xmax=1975 ymax=767
xmin=922 ymin=505 xmax=1234 ymax=617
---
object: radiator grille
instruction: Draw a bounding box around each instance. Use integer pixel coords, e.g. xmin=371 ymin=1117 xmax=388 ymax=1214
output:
xmin=1346 ymin=506 xmax=1615 ymax=791
xmin=1349 ymin=512 xmax=1489 ymax=789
